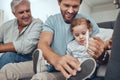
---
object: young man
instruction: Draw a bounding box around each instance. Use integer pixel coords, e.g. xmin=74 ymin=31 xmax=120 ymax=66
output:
xmin=32 ymin=0 xmax=111 ymax=80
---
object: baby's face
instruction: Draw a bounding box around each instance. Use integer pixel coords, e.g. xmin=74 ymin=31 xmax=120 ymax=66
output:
xmin=72 ymin=24 xmax=89 ymax=45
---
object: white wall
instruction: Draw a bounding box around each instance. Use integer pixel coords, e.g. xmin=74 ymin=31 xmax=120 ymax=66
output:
xmin=79 ymin=1 xmax=91 ymax=16
xmin=90 ymin=3 xmax=120 ymax=23
xmin=0 ymin=0 xmax=60 ymax=23
xmin=30 ymin=0 xmax=59 ymax=22
xmin=0 ymin=0 xmax=119 ymax=23
xmin=0 ymin=0 xmax=12 ymax=22
xmin=91 ymin=9 xmax=119 ymax=23
xmin=0 ymin=9 xmax=4 ymax=25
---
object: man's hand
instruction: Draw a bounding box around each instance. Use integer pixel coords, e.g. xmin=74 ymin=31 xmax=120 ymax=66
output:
xmin=53 ymin=54 xmax=81 ymax=79
xmin=104 ymin=37 xmax=112 ymax=50
xmin=88 ymin=36 xmax=105 ymax=59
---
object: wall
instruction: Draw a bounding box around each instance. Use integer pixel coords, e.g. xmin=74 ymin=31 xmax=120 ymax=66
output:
xmin=79 ymin=1 xmax=91 ymax=16
xmin=0 ymin=0 xmax=12 ymax=23
xmin=0 ymin=9 xmax=4 ymax=25
xmin=0 ymin=0 xmax=119 ymax=23
xmin=91 ymin=9 xmax=119 ymax=23
xmin=0 ymin=0 xmax=59 ymax=23
xmin=90 ymin=3 xmax=120 ymax=23
xmin=30 ymin=0 xmax=59 ymax=22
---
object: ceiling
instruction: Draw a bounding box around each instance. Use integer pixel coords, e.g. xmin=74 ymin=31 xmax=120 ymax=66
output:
xmin=84 ymin=0 xmax=113 ymax=7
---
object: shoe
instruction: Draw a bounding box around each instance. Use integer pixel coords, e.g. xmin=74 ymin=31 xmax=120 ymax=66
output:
xmin=32 ymin=49 xmax=45 ymax=74
xmin=68 ymin=58 xmax=96 ymax=80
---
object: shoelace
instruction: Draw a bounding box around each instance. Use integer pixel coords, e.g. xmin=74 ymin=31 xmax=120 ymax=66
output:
xmin=83 ymin=30 xmax=89 ymax=53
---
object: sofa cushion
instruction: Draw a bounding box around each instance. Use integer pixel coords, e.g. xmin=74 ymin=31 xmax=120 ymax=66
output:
xmin=97 ymin=28 xmax=113 ymax=41
xmin=95 ymin=21 xmax=114 ymax=78
xmin=97 ymin=21 xmax=115 ymax=29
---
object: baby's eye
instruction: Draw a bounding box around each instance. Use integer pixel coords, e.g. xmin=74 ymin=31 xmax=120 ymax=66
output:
xmin=74 ymin=33 xmax=79 ymax=37
xmin=82 ymin=32 xmax=86 ymax=35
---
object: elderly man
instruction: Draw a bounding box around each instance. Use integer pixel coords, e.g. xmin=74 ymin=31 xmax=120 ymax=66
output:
xmin=0 ymin=0 xmax=43 ymax=79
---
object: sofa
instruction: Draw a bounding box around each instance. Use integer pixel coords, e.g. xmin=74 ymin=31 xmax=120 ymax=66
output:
xmin=24 ymin=21 xmax=115 ymax=80
xmin=20 ymin=21 xmax=115 ymax=80
xmin=97 ymin=21 xmax=115 ymax=29
xmin=95 ymin=21 xmax=115 ymax=79
xmin=30 ymin=21 xmax=114 ymax=80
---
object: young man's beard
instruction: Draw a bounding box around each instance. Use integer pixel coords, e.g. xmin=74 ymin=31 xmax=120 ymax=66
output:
xmin=63 ymin=13 xmax=77 ymax=24
xmin=64 ymin=16 xmax=75 ymax=24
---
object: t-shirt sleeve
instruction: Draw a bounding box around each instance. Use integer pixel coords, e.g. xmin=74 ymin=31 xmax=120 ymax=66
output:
xmin=42 ymin=15 xmax=55 ymax=33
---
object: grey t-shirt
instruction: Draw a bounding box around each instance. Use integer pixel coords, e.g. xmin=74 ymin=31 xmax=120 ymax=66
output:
xmin=0 ymin=18 xmax=43 ymax=54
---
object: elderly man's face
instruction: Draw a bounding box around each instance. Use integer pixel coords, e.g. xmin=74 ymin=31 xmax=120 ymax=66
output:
xmin=14 ymin=2 xmax=32 ymax=27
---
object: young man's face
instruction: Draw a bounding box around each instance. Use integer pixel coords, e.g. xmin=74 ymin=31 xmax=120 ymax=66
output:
xmin=58 ymin=0 xmax=81 ymax=23
xmin=13 ymin=2 xmax=32 ymax=27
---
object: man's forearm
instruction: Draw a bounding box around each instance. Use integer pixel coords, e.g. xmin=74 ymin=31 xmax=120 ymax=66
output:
xmin=39 ymin=44 xmax=61 ymax=66
xmin=0 ymin=42 xmax=16 ymax=53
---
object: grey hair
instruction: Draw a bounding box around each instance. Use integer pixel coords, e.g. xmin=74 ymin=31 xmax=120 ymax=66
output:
xmin=11 ymin=0 xmax=30 ymax=13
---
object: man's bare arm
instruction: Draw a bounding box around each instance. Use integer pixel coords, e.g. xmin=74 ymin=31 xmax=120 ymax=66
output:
xmin=38 ymin=31 xmax=81 ymax=79
xmin=0 ymin=42 xmax=16 ymax=53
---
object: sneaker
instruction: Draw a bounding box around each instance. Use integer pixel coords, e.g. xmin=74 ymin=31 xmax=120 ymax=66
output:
xmin=68 ymin=58 xmax=96 ymax=80
xmin=32 ymin=49 xmax=45 ymax=74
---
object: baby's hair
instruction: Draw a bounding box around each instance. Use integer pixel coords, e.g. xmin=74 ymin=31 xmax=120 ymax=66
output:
xmin=70 ymin=18 xmax=92 ymax=32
